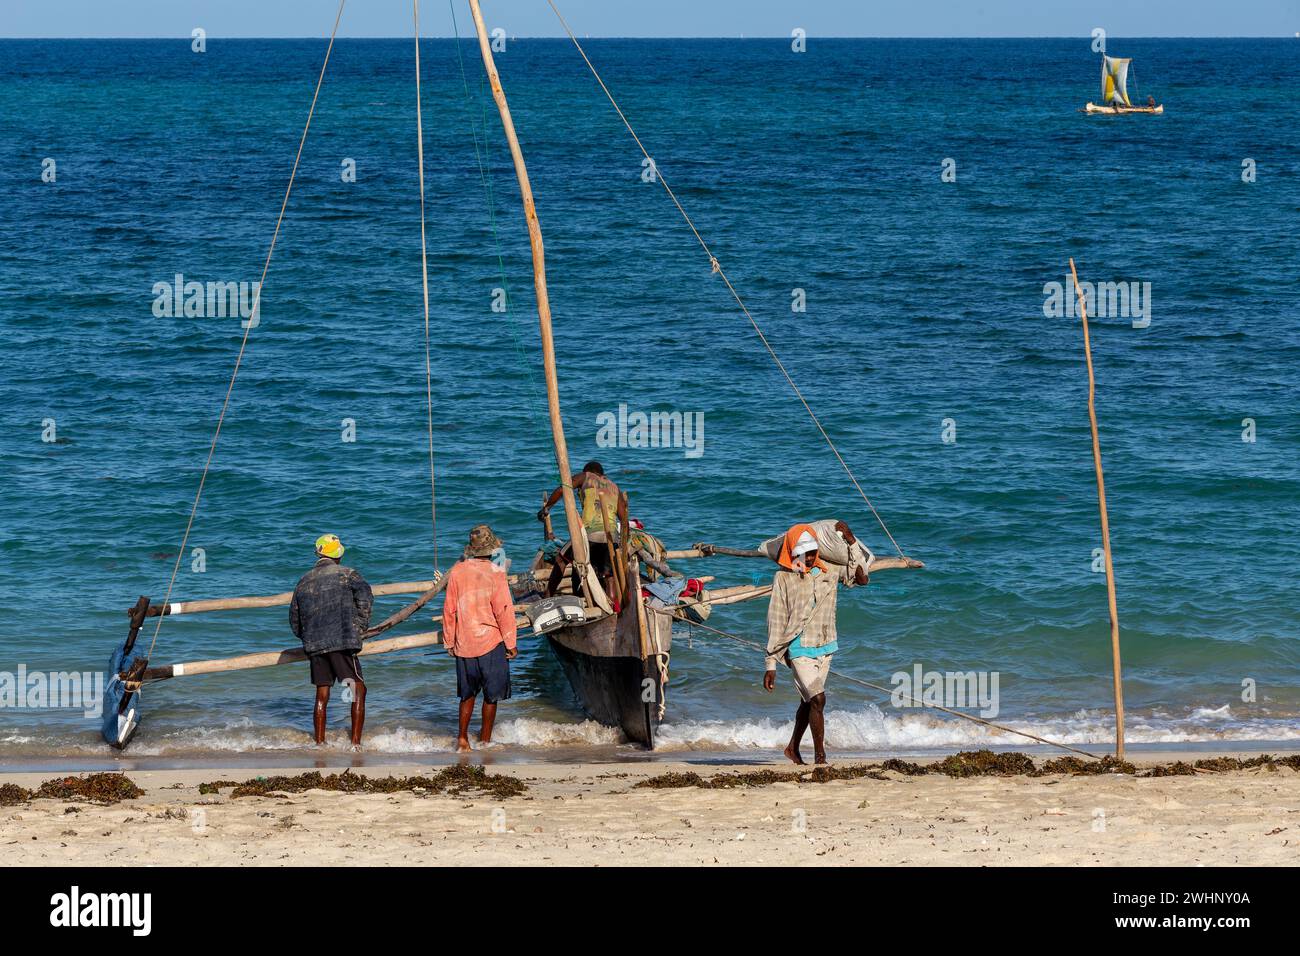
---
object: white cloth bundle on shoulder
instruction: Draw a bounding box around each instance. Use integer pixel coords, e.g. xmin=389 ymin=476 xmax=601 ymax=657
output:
xmin=757 ymin=519 xmax=874 ymax=587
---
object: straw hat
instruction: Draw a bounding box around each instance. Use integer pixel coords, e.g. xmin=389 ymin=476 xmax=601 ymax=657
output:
xmin=466 ymin=524 xmax=502 ymax=558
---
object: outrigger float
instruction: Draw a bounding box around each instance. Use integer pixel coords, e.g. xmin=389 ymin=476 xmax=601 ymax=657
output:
xmin=103 ymin=0 xmax=930 ymax=751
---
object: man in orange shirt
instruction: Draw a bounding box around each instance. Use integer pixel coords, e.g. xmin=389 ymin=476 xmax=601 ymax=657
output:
xmin=442 ymin=524 xmax=518 ymax=752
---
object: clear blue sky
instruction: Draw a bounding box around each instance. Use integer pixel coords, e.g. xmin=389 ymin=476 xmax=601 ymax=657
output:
xmin=1 ymin=0 xmax=1296 ymax=38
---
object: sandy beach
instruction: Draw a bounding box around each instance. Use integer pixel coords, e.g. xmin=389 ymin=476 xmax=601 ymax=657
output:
xmin=3 ymin=752 xmax=1297 ymax=866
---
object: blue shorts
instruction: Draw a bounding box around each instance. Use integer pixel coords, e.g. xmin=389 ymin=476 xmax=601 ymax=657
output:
xmin=454 ymin=643 xmax=511 ymax=703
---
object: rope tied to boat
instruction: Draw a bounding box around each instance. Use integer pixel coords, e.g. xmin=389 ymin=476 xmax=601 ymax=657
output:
xmin=546 ymin=0 xmax=908 ymax=559
xmin=655 ymin=650 xmax=670 ymax=721
xmin=664 ymin=612 xmax=1102 ymax=760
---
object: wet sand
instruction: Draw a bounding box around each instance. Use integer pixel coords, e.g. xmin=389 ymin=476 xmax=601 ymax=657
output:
xmin=3 ymin=752 xmax=1298 ymax=866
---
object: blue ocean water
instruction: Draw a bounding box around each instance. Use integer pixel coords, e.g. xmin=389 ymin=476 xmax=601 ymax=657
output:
xmin=1 ymin=36 xmax=1298 ymax=762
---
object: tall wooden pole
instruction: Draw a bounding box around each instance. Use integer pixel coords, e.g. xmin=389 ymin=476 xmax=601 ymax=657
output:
xmin=1068 ymin=258 xmax=1125 ymax=758
xmin=467 ymin=0 xmax=589 ymax=571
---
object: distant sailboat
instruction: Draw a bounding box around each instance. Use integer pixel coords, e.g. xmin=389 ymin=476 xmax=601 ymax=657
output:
xmin=1084 ymin=54 xmax=1162 ymax=114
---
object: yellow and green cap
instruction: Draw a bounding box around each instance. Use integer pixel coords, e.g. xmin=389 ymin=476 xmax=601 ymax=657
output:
xmin=315 ymin=534 xmax=345 ymax=559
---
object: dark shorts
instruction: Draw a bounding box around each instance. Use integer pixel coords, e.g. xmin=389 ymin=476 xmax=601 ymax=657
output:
xmin=454 ymin=643 xmax=511 ymax=703
xmin=309 ymin=650 xmax=364 ymax=688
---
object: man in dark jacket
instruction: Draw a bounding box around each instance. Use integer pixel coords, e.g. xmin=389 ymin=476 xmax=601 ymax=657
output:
xmin=290 ymin=534 xmax=373 ymax=747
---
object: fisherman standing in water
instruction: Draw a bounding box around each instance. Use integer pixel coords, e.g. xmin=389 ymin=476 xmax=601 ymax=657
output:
xmin=443 ymin=525 xmax=518 ymax=753
xmin=762 ymin=524 xmax=844 ymax=766
xmin=290 ymin=534 xmax=373 ymax=748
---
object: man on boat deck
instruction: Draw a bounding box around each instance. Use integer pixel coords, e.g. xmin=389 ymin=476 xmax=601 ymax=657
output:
xmin=443 ymin=524 xmax=518 ymax=753
xmin=762 ymin=524 xmax=843 ymax=766
xmin=538 ymin=460 xmax=622 ymax=600
xmin=289 ymin=534 xmax=373 ymax=749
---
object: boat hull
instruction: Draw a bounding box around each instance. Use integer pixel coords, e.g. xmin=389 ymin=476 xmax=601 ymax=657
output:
xmin=546 ymin=634 xmax=662 ymax=746
xmin=1084 ymin=102 xmax=1163 ymax=114
xmin=543 ymin=561 xmax=671 ymax=748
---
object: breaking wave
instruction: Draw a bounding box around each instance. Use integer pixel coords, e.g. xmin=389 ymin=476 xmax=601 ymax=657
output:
xmin=3 ymin=704 xmax=1297 ymax=761
xmin=654 ymin=702 xmax=1300 ymax=752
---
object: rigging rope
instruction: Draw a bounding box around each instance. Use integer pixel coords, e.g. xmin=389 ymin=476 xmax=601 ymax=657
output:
xmin=145 ymin=0 xmax=347 ymax=661
xmin=546 ymin=0 xmax=907 ymax=557
xmin=666 ymin=612 xmax=1102 ymax=760
xmin=414 ymin=0 xmax=440 ymax=571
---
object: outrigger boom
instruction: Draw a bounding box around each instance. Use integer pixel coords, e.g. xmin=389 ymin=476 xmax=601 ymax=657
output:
xmin=140 ymin=578 xmax=444 ymax=618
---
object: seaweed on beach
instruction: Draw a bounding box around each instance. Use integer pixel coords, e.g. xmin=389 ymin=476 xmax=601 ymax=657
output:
xmin=197 ymin=780 xmax=240 ymax=795
xmin=703 ymin=769 xmax=802 ymax=788
xmin=1178 ymin=754 xmax=1300 ymax=774
xmin=190 ymin=750 xmax=1300 ymax=800
xmin=709 ymin=765 xmax=886 ymax=787
xmin=1038 ymin=756 xmax=1088 ymax=775
xmin=213 ymin=765 xmax=527 ymax=800
xmin=1143 ymin=761 xmax=1198 ymax=777
xmin=634 ymin=771 xmax=706 ymax=790
xmin=803 ymin=764 xmax=889 ymax=784
xmin=635 ymin=764 xmax=886 ymax=790
xmin=33 ymin=773 xmax=143 ymax=804
xmin=932 ymin=750 xmax=1037 ymax=778
xmin=1040 ymin=754 xmax=1137 ymax=776
xmin=1235 ymin=754 xmax=1300 ymax=772
xmin=630 ymin=746 xmax=1300 ymax=791
xmin=879 ymin=758 xmax=929 ymax=776
xmin=0 ymin=783 xmax=32 ymax=806
xmin=1194 ymin=756 xmax=1250 ymax=773
xmin=1127 ymin=754 xmax=1300 ymax=777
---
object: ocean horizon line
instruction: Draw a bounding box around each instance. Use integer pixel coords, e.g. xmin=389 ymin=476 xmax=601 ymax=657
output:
xmin=1 ymin=34 xmax=1295 ymax=41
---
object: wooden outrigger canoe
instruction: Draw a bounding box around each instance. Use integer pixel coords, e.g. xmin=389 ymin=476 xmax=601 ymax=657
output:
xmin=1086 ymin=53 xmax=1162 ymax=115
xmin=1084 ymin=102 xmax=1163 ymax=114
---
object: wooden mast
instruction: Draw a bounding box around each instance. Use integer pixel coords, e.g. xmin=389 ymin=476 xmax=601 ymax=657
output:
xmin=1069 ymin=258 xmax=1126 ymax=758
xmin=466 ymin=1 xmax=594 ymax=584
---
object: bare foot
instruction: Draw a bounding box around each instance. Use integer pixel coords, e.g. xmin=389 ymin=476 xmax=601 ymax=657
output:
xmin=456 ymin=738 xmax=473 ymax=753
xmin=783 ymin=742 xmax=806 ymax=765
xmin=814 ymin=753 xmax=831 ymax=767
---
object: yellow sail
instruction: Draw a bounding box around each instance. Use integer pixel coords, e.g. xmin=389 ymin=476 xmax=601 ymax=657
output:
xmin=1100 ymin=56 xmax=1132 ymax=106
